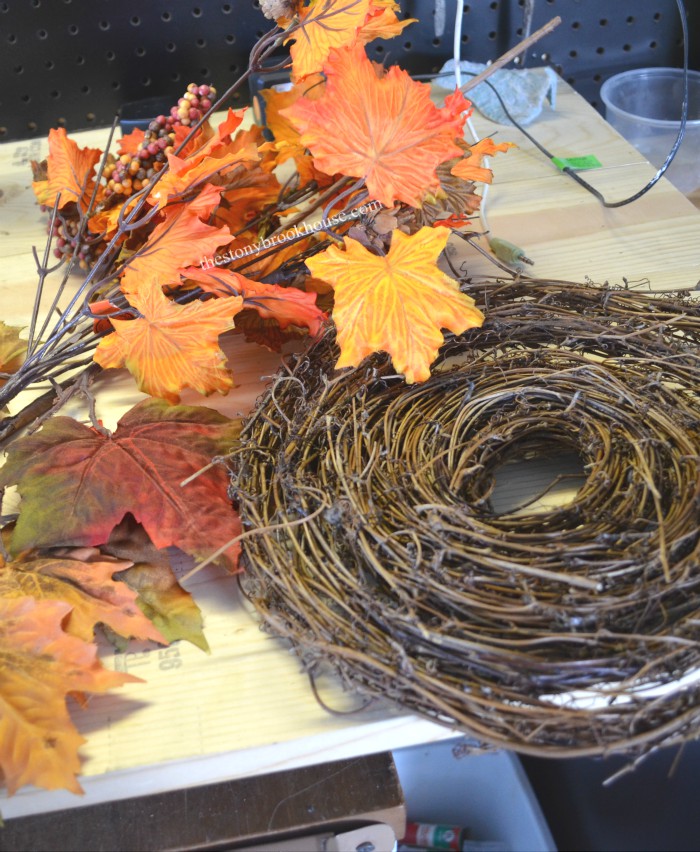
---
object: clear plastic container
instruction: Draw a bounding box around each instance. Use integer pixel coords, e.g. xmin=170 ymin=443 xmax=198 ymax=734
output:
xmin=600 ymin=67 xmax=700 ymax=196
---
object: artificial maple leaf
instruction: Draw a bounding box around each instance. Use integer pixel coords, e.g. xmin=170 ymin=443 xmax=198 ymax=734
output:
xmin=87 ymin=193 xmax=143 ymax=240
xmin=261 ymin=76 xmax=338 ymax=189
xmin=117 ymin=563 xmax=209 ymax=652
xmin=232 ymin=310 xmax=308 ymax=351
xmin=149 ymin=116 xmax=258 ymax=211
xmin=0 ymin=322 xmax=27 ymax=390
xmin=117 ymin=127 xmax=145 ymax=157
xmin=88 ymin=298 xmax=137 ymax=335
xmin=358 ymin=0 xmax=416 ymax=42
xmin=284 ymin=43 xmax=470 ymax=207
xmin=0 ymin=548 xmax=167 ymax=644
xmin=213 ymin=165 xmax=283 ymax=234
xmin=94 ymin=284 xmax=242 ymax=402
xmin=119 ymin=203 xmax=231 ymax=296
xmin=288 ymin=0 xmax=371 ymax=82
xmin=0 ymin=596 xmax=138 ymax=795
xmin=149 ymin=146 xmax=259 ymax=211
xmin=306 ymin=227 xmax=484 ymax=382
xmin=31 ymin=128 xmax=102 ymax=212
xmin=182 ymin=266 xmax=326 ymax=335
xmin=174 ymin=109 xmax=244 ymax=166
xmin=227 ymin=231 xmax=315 ymax=281
xmin=0 ymin=399 xmax=243 ymax=570
xmin=262 ymin=74 xmax=326 ymax=146
xmin=451 ymin=137 xmax=516 ymax=184
xmin=103 ymin=516 xmax=209 ymax=651
xmin=416 ymin=145 xmax=486 ymax=229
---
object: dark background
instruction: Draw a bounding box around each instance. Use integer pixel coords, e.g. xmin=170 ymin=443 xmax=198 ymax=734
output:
xmin=0 ymin=0 xmax=697 ymax=141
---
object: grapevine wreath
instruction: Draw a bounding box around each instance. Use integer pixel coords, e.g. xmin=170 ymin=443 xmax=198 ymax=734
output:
xmin=233 ymin=279 xmax=700 ymax=758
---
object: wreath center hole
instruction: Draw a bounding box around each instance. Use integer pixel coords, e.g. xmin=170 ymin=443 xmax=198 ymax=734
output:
xmin=488 ymin=446 xmax=586 ymax=516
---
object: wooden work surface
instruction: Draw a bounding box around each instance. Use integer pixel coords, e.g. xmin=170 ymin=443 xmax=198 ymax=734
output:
xmin=1 ymin=78 xmax=700 ymax=821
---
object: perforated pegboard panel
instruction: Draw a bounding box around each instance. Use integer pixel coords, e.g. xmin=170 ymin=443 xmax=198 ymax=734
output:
xmin=0 ymin=0 xmax=694 ymax=141
xmin=0 ymin=0 xmax=274 ymax=141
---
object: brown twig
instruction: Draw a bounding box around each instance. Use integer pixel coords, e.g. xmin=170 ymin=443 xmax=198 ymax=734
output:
xmin=460 ymin=16 xmax=562 ymax=95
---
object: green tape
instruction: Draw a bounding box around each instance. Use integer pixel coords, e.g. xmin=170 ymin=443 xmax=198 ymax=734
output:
xmin=551 ymin=154 xmax=603 ymax=171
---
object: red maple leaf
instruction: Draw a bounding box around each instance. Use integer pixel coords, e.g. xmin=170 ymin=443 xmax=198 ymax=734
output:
xmin=0 ymin=400 xmax=243 ymax=570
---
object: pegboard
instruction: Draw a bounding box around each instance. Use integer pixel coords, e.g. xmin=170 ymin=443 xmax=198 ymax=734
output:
xmin=0 ymin=0 xmax=693 ymax=141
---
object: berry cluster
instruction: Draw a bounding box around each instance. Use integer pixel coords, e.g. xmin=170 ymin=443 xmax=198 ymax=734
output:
xmin=50 ymin=84 xmax=217 ymax=267
xmin=102 ymin=83 xmax=217 ymax=201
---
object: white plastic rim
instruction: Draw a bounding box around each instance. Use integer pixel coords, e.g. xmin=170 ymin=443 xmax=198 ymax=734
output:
xmin=600 ymin=66 xmax=700 ymax=129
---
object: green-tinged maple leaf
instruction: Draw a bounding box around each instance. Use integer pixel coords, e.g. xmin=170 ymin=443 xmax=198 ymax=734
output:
xmin=0 ymin=399 xmax=242 ymax=570
xmin=117 ymin=563 xmax=209 ymax=652
xmin=103 ymin=516 xmax=209 ymax=651
xmin=0 ymin=322 xmax=27 ymax=392
xmin=0 ymin=546 xmax=167 ymax=645
xmin=0 ymin=596 xmax=139 ymax=795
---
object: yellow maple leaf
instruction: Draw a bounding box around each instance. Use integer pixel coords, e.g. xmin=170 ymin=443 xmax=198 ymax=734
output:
xmin=288 ymin=0 xmax=371 ymax=81
xmin=306 ymin=227 xmax=484 ymax=383
xmin=93 ymin=286 xmax=242 ymax=402
xmin=284 ymin=43 xmax=470 ymax=207
xmin=0 ymin=596 xmax=138 ymax=795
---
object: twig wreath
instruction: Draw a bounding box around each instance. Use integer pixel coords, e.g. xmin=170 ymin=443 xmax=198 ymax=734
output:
xmin=233 ymin=278 xmax=700 ymax=758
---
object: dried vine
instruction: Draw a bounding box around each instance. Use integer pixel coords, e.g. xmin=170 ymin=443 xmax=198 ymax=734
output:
xmin=232 ymin=278 xmax=700 ymax=758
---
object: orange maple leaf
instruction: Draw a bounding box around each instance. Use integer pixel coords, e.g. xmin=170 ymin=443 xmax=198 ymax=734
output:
xmin=213 ymin=166 xmax=283 ymax=234
xmin=0 ymin=549 xmax=167 ymax=645
xmin=284 ymin=43 xmax=471 ymax=207
xmin=261 ymin=75 xmax=338 ymax=188
xmin=104 ymin=516 xmax=209 ymax=651
xmin=149 ymin=144 xmax=259 ymax=210
xmin=306 ymin=227 xmax=484 ymax=382
xmin=450 ymin=138 xmax=516 ymax=184
xmin=31 ymin=128 xmax=102 ymax=212
xmin=148 ymin=110 xmax=252 ymax=210
xmin=175 ymin=108 xmax=245 ymax=164
xmin=0 ymin=596 xmax=138 ymax=795
xmin=358 ymin=0 xmax=416 ymax=42
xmin=288 ymin=0 xmax=371 ymax=81
xmin=262 ymin=75 xmax=326 ymax=146
xmin=225 ymin=232 xmax=315 ymax=280
xmin=120 ymin=204 xmax=231 ymax=296
xmin=117 ymin=126 xmax=145 ymax=157
xmin=93 ymin=285 xmax=242 ymax=402
xmin=183 ymin=266 xmax=326 ymax=335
